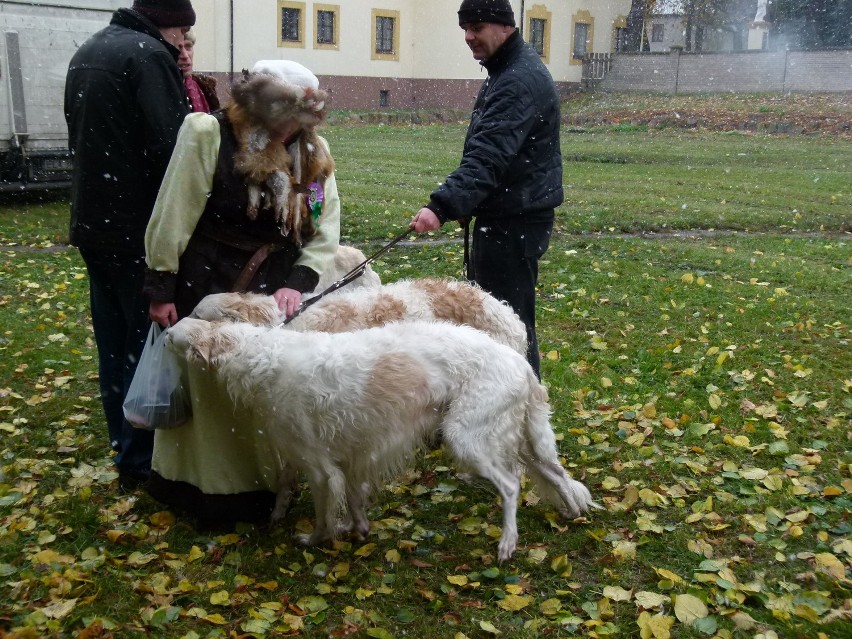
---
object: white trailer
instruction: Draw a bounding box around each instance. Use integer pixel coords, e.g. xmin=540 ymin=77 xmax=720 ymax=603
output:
xmin=0 ymin=0 xmax=124 ymax=191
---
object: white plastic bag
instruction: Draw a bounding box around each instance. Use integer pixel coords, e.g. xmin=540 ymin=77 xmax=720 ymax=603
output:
xmin=123 ymin=324 xmax=192 ymax=430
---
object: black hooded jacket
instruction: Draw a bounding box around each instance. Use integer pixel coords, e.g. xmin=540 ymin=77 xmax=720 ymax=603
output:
xmin=64 ymin=8 xmax=189 ymax=256
xmin=426 ymin=30 xmax=564 ymax=223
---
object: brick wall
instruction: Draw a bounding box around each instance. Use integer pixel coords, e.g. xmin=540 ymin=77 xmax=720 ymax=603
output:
xmin=600 ymin=49 xmax=852 ymax=94
xmin=786 ymin=51 xmax=852 ymax=93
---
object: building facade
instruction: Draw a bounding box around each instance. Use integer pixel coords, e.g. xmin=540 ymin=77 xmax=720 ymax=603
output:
xmin=192 ymin=0 xmax=631 ymax=110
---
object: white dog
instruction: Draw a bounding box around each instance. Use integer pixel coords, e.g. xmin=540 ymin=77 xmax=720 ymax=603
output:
xmin=166 ymin=318 xmax=595 ymax=561
xmin=191 ymin=277 xmax=528 ymax=356
xmin=311 ymin=245 xmax=381 ymax=294
xmin=190 ymin=277 xmax=529 ymax=520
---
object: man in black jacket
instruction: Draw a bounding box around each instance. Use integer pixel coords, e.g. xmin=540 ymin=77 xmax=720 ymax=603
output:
xmin=410 ymin=0 xmax=563 ymax=378
xmin=64 ymin=0 xmax=195 ymax=490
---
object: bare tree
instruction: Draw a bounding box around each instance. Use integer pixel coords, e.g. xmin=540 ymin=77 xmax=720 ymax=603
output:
xmin=682 ymin=0 xmax=734 ymax=51
xmin=626 ymin=0 xmax=657 ymax=51
xmin=770 ymin=0 xmax=852 ymax=49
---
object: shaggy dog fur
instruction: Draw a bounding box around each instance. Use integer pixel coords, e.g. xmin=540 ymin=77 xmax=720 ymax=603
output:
xmin=311 ymin=245 xmax=382 ymax=294
xmin=191 ymin=277 xmax=527 ymax=356
xmin=190 ymin=276 xmax=526 ymax=521
xmin=166 ymin=318 xmax=595 ymax=561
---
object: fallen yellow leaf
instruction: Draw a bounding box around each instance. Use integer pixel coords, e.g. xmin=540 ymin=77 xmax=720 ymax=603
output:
xmin=815 ymin=552 xmax=846 ymax=580
xmin=674 ymin=593 xmax=708 ymax=625
xmin=497 ymin=594 xmax=532 ymax=611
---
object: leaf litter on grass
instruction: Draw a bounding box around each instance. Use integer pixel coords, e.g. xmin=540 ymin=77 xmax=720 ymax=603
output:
xmin=1 ymin=125 xmax=850 ymax=638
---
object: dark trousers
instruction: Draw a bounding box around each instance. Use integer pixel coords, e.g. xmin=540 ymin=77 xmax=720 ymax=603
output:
xmin=79 ymin=249 xmax=154 ymax=473
xmin=467 ymin=215 xmax=553 ymax=378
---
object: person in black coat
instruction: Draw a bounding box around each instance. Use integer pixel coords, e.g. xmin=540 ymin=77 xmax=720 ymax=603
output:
xmin=410 ymin=0 xmax=563 ymax=378
xmin=64 ymin=0 xmax=195 ymax=491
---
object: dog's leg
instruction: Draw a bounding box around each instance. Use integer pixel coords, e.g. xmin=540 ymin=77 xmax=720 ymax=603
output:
xmin=297 ymin=464 xmax=346 ymax=546
xmin=271 ymin=462 xmax=300 ymax=523
xmin=341 ymin=481 xmax=371 ymax=539
xmin=520 ymin=381 xmax=597 ymax=518
xmin=474 ymin=461 xmax=521 ymax=562
xmin=446 ymin=427 xmax=521 ymax=561
xmin=296 ymin=466 xmax=329 ymax=545
xmin=525 ymin=460 xmax=596 ymax=519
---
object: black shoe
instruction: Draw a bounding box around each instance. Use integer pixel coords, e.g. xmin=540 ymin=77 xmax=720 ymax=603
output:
xmin=118 ymin=467 xmax=151 ymax=493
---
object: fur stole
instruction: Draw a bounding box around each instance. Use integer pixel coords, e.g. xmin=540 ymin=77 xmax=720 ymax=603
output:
xmin=227 ymin=74 xmax=334 ymax=246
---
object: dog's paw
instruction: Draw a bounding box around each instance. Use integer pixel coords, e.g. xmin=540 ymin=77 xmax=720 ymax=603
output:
xmin=295 ymin=533 xmax=314 ymax=546
xmin=497 ymin=532 xmax=518 ymax=563
xmin=335 ymin=520 xmax=369 ymax=540
xmin=296 ymin=530 xmax=334 ymax=547
xmin=353 ymin=520 xmax=370 ymax=539
xmin=271 ymin=491 xmax=296 ymax=523
xmin=497 ymin=543 xmax=516 ymax=563
xmin=270 ymin=504 xmax=289 ymax=523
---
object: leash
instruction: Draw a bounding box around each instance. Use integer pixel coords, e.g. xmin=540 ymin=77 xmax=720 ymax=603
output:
xmin=280 ymin=227 xmax=413 ymax=325
xmin=461 ymin=218 xmax=471 ymax=280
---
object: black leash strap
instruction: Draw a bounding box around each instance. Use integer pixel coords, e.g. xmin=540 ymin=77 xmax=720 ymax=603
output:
xmin=461 ymin=218 xmax=471 ymax=280
xmin=280 ymin=228 xmax=413 ymax=325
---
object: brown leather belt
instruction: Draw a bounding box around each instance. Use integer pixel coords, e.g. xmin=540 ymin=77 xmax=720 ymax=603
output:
xmin=231 ymin=242 xmax=283 ymax=293
xmin=196 ymin=229 xmax=287 ymax=293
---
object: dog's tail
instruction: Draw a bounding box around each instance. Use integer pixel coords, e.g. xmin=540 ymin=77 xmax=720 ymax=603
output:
xmin=520 ymin=378 xmax=599 ymax=519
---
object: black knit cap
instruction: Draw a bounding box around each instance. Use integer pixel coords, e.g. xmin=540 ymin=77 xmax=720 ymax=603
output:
xmin=133 ymin=0 xmax=196 ymax=27
xmin=458 ymin=0 xmax=516 ymax=27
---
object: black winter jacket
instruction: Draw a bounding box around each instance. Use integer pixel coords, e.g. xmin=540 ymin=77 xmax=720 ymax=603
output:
xmin=65 ymin=9 xmax=189 ymax=256
xmin=427 ymin=31 xmax=563 ymax=223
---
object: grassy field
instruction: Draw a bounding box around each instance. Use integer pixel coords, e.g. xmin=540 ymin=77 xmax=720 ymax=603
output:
xmin=0 ymin=94 xmax=850 ymax=638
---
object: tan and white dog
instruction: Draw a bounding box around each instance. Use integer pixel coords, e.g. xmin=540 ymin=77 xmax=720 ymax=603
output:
xmin=191 ymin=277 xmax=528 ymax=356
xmin=311 ymin=245 xmax=381 ymax=294
xmin=166 ymin=318 xmax=595 ymax=561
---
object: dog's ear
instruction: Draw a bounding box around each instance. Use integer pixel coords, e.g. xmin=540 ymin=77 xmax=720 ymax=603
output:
xmin=188 ymin=325 xmax=238 ymax=367
xmin=231 ymin=296 xmax=278 ymax=326
xmin=190 ymin=293 xmax=231 ymax=321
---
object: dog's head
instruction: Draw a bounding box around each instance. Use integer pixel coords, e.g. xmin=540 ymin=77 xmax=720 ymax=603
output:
xmin=166 ymin=318 xmax=240 ymax=368
xmin=190 ymin=292 xmax=279 ymax=326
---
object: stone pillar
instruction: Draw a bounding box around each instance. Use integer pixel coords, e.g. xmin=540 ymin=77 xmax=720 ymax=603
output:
xmin=748 ymin=21 xmax=770 ymax=50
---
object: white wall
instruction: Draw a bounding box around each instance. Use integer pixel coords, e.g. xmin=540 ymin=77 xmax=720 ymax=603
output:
xmin=0 ymin=0 xmax=126 ymax=146
xmin=192 ymin=0 xmax=631 ymax=83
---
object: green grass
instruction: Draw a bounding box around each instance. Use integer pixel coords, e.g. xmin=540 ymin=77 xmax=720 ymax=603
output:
xmin=0 ymin=191 xmax=70 ymax=248
xmin=325 ymin=123 xmax=850 ymax=240
xmin=1 ymin=96 xmax=850 ymax=638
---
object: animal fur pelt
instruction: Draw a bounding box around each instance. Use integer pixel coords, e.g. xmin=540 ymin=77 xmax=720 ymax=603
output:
xmin=166 ymin=318 xmax=596 ymax=561
xmin=191 ymin=277 xmax=527 ymax=356
xmin=227 ymin=72 xmax=334 ymax=245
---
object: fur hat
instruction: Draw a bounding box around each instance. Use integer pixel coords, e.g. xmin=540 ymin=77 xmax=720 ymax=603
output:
xmin=231 ymin=60 xmax=328 ymax=134
xmin=458 ymin=0 xmax=516 ymax=27
xmin=133 ymin=0 xmax=196 ymax=27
